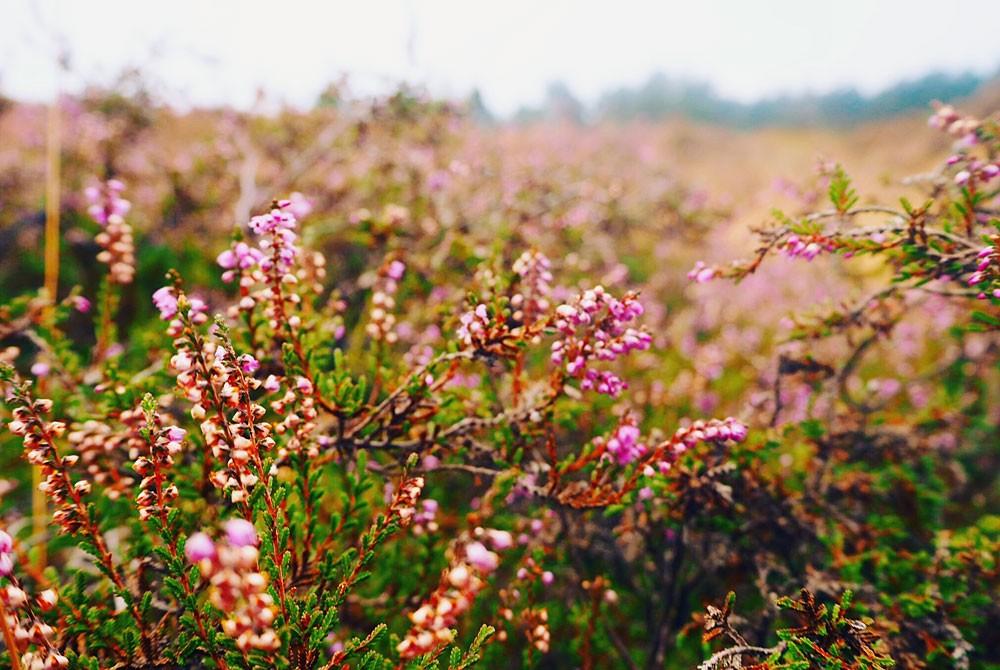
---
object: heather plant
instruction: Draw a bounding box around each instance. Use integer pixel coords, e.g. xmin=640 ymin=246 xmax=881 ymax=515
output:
xmin=0 ymin=87 xmax=997 ymax=670
xmin=688 ymin=103 xmax=999 ymax=668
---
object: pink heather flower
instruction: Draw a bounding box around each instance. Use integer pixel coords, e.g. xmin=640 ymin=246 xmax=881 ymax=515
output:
xmin=955 ymin=170 xmax=971 ymax=185
xmin=30 ymin=362 xmax=50 ymax=377
xmin=511 ymin=250 xmax=554 ymax=323
xmin=184 ymin=532 xmax=217 ymax=562
xmin=249 ymin=207 xmax=297 ymax=236
xmin=456 ymin=303 xmax=491 ymax=347
xmin=603 ymin=421 xmax=647 ymax=464
xmin=387 ymin=260 xmax=406 ymax=281
xmin=487 ymin=529 xmax=514 ymax=550
xmin=0 ymin=553 xmax=12 ymax=577
xmin=72 ymin=296 xmax=92 ymax=313
xmin=85 ymin=179 xmax=131 ymax=225
xmin=224 ymin=519 xmax=258 ymax=548
xmin=216 ymin=249 xmax=237 ymax=269
xmin=263 ymin=375 xmax=281 ymax=392
xmin=674 ymin=417 xmax=748 ymax=449
xmin=152 ymin=287 xmax=179 ymax=320
xmin=638 ymin=486 xmax=654 ymax=500
xmin=687 ymin=261 xmax=716 ymax=283
xmin=217 ymin=242 xmax=264 ymax=282
xmin=0 ymin=530 xmax=12 ymax=554
xmin=166 ymin=426 xmax=187 ymax=442
xmin=551 ymin=287 xmax=651 ymax=397
xmin=238 ymin=354 xmax=260 ymax=374
xmin=187 ymin=297 xmax=207 ymax=317
xmin=782 ymin=234 xmax=830 ymax=261
xmin=541 ymin=571 xmax=554 ymax=585
xmin=465 ymin=541 xmax=499 ymax=572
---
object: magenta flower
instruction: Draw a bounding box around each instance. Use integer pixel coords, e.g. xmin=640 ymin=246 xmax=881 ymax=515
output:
xmin=184 ymin=532 xmax=217 ymax=563
xmin=604 ymin=421 xmax=646 ymax=464
xmin=152 ymin=287 xmax=179 ymax=320
xmin=487 ymin=529 xmax=513 ymax=550
xmin=238 ymin=354 xmax=260 ymax=374
xmin=224 ymin=519 xmax=258 ymax=548
xmin=550 ymin=287 xmax=651 ymax=397
xmin=387 ymin=260 xmax=406 ymax=281
xmin=465 ymin=541 xmax=499 ymax=572
xmin=687 ymin=261 xmax=716 ymax=283
xmin=72 ymin=296 xmax=92 ymax=313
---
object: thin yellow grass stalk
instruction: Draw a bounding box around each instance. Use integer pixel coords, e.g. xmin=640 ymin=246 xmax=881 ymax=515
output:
xmin=36 ymin=97 xmax=62 ymax=569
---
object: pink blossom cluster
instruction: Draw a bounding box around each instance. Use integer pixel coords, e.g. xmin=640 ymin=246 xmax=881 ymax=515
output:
xmin=185 ymin=520 xmax=279 ymax=652
xmin=550 ymin=286 xmax=651 ymax=397
xmin=85 ymin=179 xmax=135 ymax=284
xmin=84 ymin=179 xmax=130 ymax=224
xmin=269 ymin=374 xmax=319 ymax=459
xmin=397 ymin=528 xmax=510 ymax=658
xmin=499 ymin=556 xmax=555 ymax=651
xmin=216 ymin=242 xmax=264 ymax=282
xmin=366 ymin=259 xmax=405 ymax=343
xmin=411 ymin=498 xmax=440 ymax=536
xmin=133 ymin=421 xmax=184 ymax=521
xmin=620 ymin=417 xmax=749 ymax=477
xmin=217 ymin=199 xmax=304 ymax=328
xmin=0 ymin=530 xmax=11 ymax=577
xmin=953 ymin=160 xmax=1000 ymax=187
xmin=9 ymin=398 xmax=96 ymax=534
xmin=687 ymin=261 xmax=716 ymax=283
xmin=968 ymin=245 xmax=1000 ymax=298
xmin=597 ymin=419 xmax=647 ymax=465
xmin=152 ymin=287 xmax=208 ymax=330
xmin=66 ymin=406 xmax=146 ymax=501
xmin=389 ymin=475 xmax=426 ymax=527
xmin=456 ymin=303 xmax=492 ymax=348
xmin=0 ymin=531 xmax=66 ymax=669
xmin=670 ymin=417 xmax=748 ymax=454
xmin=928 ymin=103 xmax=980 ymax=139
xmin=248 ymin=204 xmax=300 ymax=273
xmin=167 ymin=327 xmax=273 ymax=504
xmin=511 ymin=250 xmax=553 ymax=324
xmin=209 ymin=350 xmax=273 ymax=504
xmin=782 ymin=234 xmax=831 ymax=261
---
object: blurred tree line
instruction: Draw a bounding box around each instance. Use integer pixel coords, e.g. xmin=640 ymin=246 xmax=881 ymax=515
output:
xmin=511 ymin=69 xmax=995 ymax=127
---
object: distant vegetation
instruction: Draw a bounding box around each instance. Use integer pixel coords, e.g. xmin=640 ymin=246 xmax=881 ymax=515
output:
xmin=512 ymin=69 xmax=995 ymax=126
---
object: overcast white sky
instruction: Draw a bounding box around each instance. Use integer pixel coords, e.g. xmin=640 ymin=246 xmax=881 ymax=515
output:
xmin=3 ymin=0 xmax=1000 ymax=114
